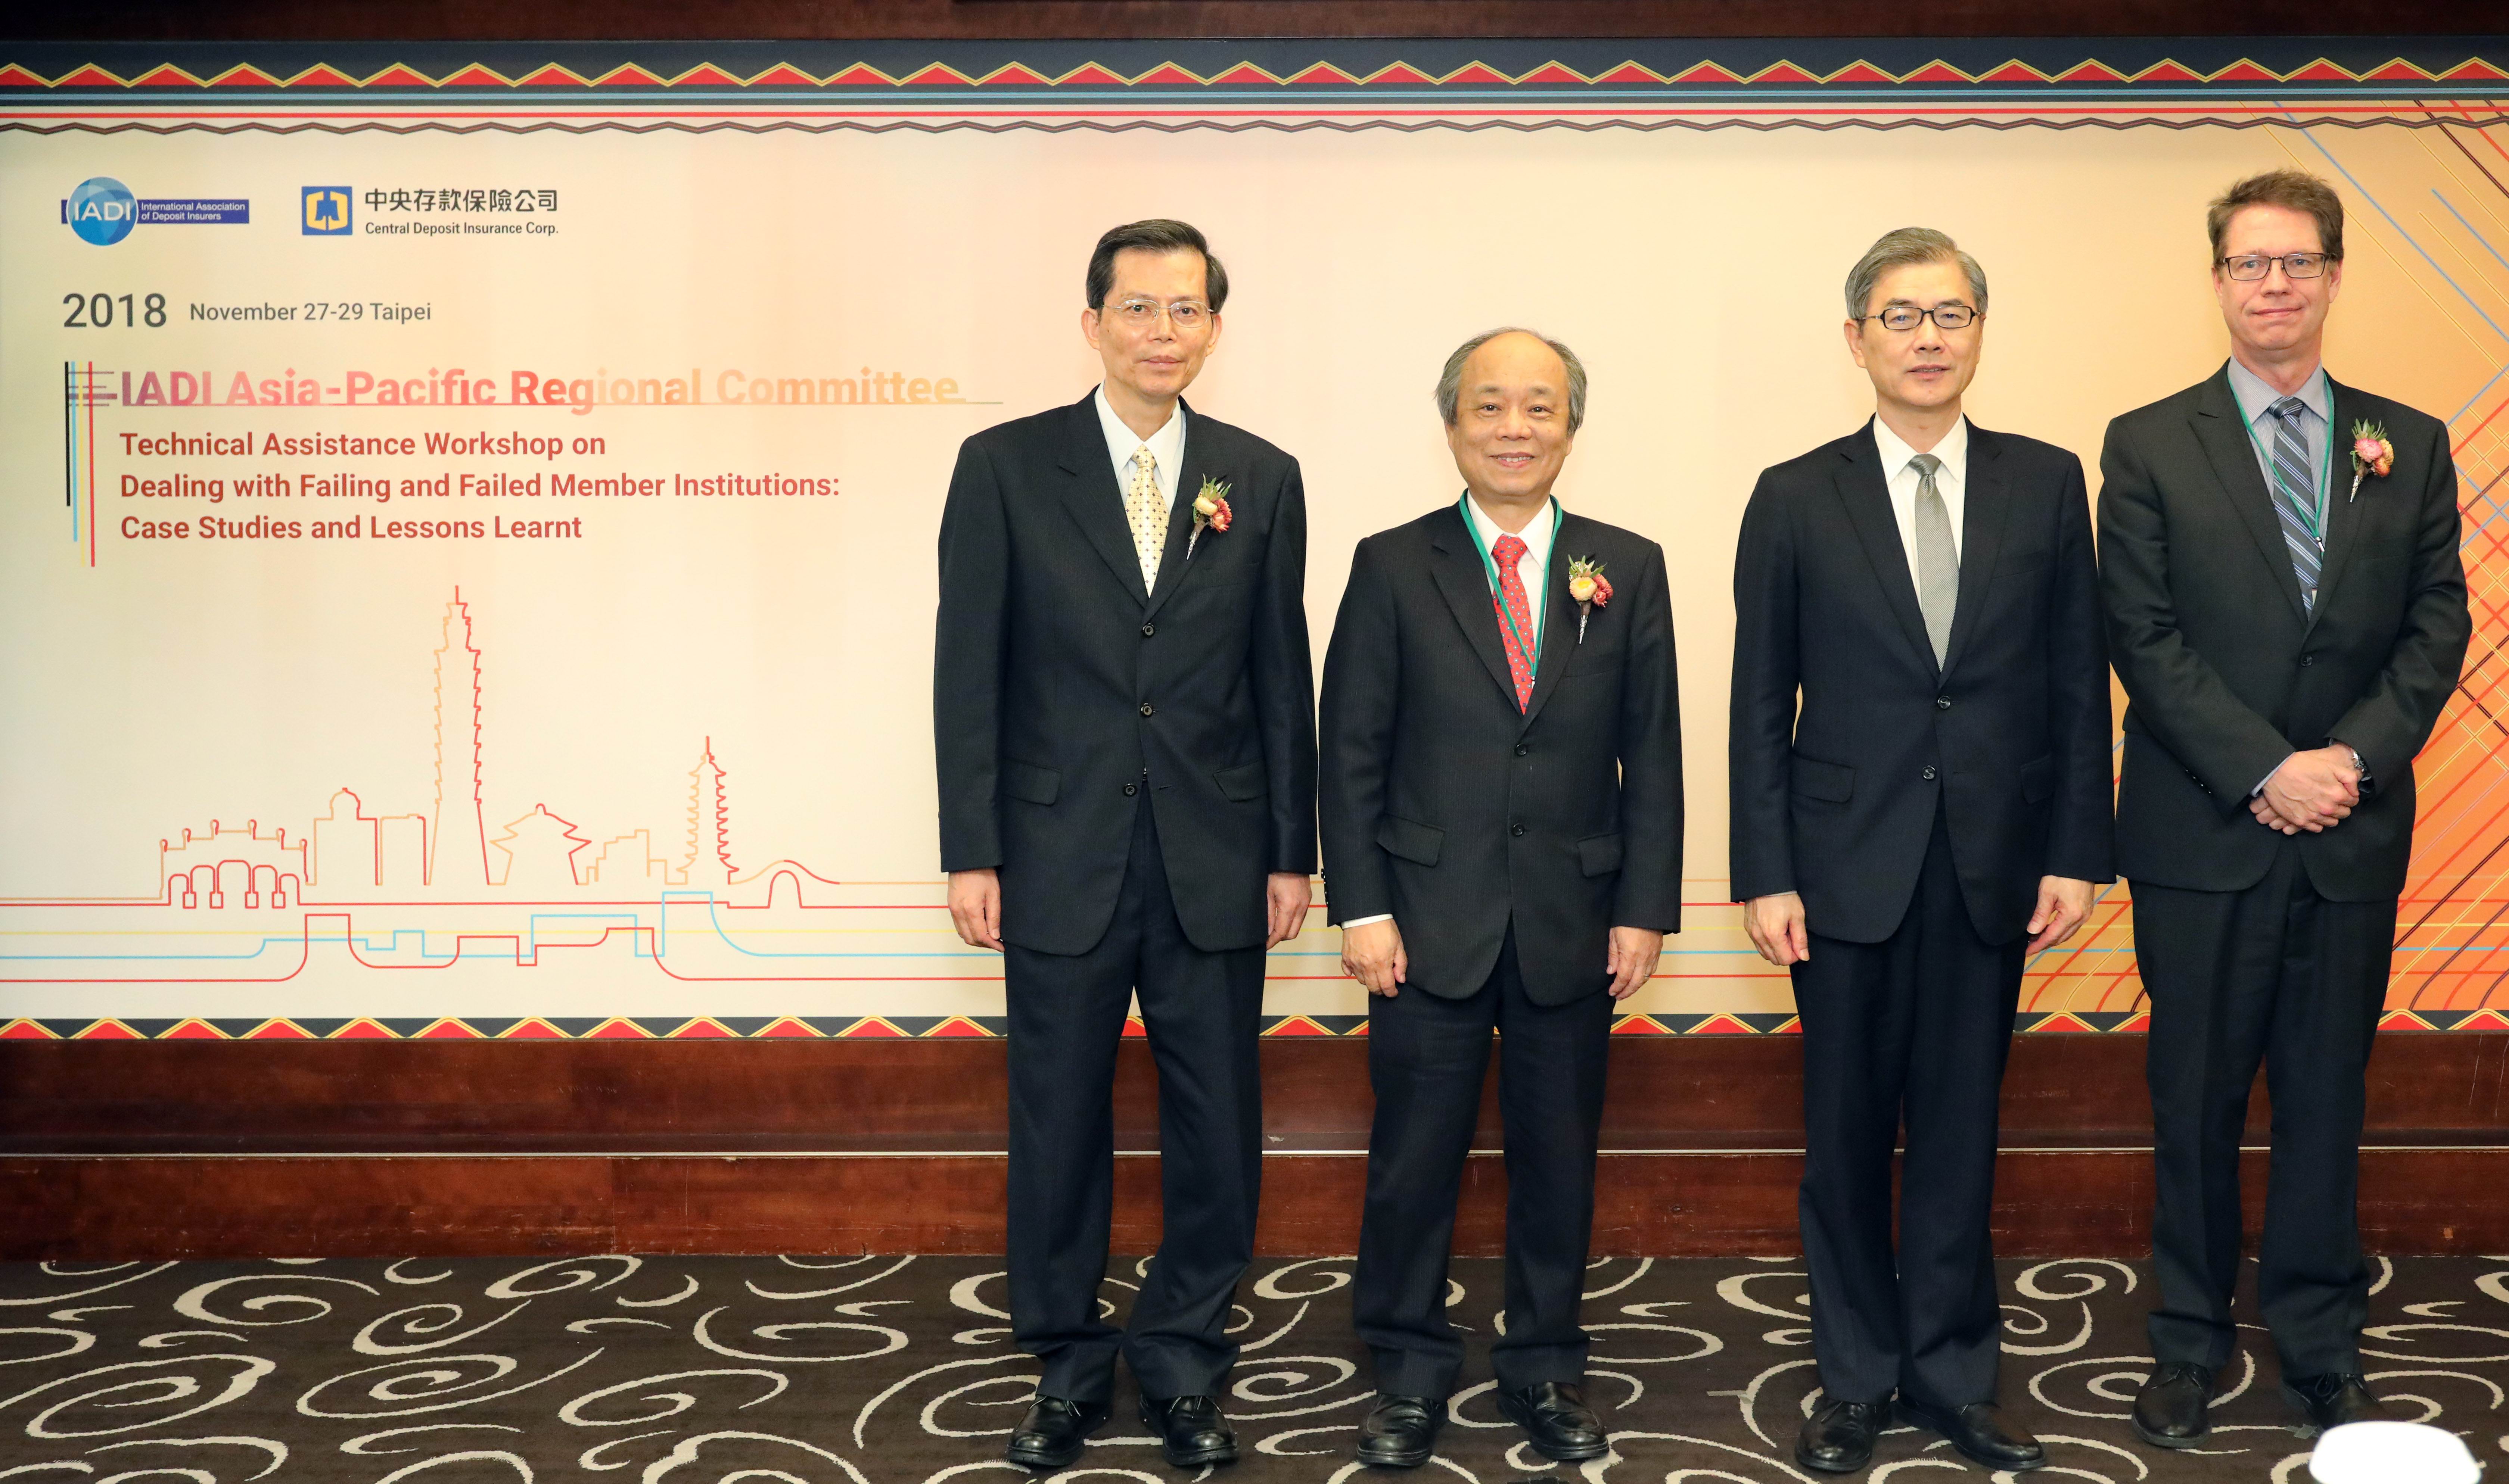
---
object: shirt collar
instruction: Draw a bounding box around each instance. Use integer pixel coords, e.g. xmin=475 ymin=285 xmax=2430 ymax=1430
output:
xmin=1462 ymin=490 xmax=1557 ymax=559
xmin=2225 ymin=356 xmax=2330 ymax=427
xmin=1871 ymin=413 xmax=1969 ymax=484
xmin=1092 ymin=385 xmax=1185 ymax=475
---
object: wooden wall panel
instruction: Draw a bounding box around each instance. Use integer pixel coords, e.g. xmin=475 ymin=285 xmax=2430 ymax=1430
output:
xmin=6 ymin=1034 xmax=2502 ymax=1154
xmin=8 ymin=1147 xmax=2502 ymax=1262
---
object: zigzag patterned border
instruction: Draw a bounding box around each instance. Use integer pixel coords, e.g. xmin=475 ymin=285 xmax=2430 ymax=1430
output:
xmin=7 ymin=1009 xmax=2503 ymax=1041
xmin=2 ymin=56 xmax=2505 ymax=91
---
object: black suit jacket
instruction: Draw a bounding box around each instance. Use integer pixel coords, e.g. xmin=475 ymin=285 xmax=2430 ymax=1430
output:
xmin=1319 ymin=504 xmax=1683 ymax=1005
xmin=933 ymin=392 xmax=1317 ymax=955
xmin=2099 ymin=366 xmax=2468 ymax=899
xmin=1729 ymin=421 xmax=2115 ymax=945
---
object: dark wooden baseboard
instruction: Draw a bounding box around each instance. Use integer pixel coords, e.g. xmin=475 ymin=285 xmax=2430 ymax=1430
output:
xmin=6 ymin=1035 xmax=2502 ymax=1259
xmin=8 ymin=1148 xmax=2502 ymax=1261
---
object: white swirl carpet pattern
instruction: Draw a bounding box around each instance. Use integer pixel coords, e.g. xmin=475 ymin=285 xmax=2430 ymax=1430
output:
xmin=3 ymin=1254 xmax=2503 ymax=1481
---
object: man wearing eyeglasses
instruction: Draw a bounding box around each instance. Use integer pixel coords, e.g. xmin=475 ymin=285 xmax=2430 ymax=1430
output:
xmin=2099 ymin=170 xmax=2468 ymax=1449
xmin=1730 ymin=227 xmax=2114 ymax=1474
xmin=933 ymin=218 xmax=1316 ymax=1473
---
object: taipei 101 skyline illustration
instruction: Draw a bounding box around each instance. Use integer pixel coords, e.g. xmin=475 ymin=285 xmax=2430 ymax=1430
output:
xmin=0 ymin=590 xmax=883 ymax=992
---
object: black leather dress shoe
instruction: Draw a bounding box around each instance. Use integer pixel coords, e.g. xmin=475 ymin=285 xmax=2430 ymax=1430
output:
xmin=1496 ymin=1381 xmax=1608 ymax=1462
xmin=1139 ymin=1394 xmax=1239 ymax=1469
xmin=1793 ymin=1397 xmax=1886 ymax=1474
xmin=1355 ymin=1394 xmax=1441 ymax=1468
xmin=1897 ymin=1397 xmax=2047 ymax=1473
xmin=2131 ymin=1362 xmax=2216 ymax=1449
xmin=2282 ymin=1372 xmax=2395 ymax=1436
xmin=1006 ymin=1396 xmax=1109 ymax=1469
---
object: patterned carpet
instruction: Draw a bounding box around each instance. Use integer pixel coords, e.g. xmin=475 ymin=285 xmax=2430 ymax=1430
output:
xmin=3 ymin=1254 xmax=2503 ymax=1482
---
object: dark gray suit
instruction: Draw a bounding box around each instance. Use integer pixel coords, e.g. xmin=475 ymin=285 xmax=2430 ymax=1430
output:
xmin=1321 ymin=502 xmax=1682 ymax=1398
xmin=934 ymin=391 xmax=1315 ymax=1402
xmin=2101 ymin=365 xmax=2467 ymax=1375
xmin=1730 ymin=421 xmax=2113 ymax=1409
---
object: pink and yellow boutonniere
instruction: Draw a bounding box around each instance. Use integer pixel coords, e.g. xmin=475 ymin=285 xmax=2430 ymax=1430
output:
xmin=1187 ymin=476 xmax=1232 ymax=557
xmin=1567 ymin=556 xmax=1613 ymax=643
xmin=2347 ymin=420 xmax=2394 ymax=504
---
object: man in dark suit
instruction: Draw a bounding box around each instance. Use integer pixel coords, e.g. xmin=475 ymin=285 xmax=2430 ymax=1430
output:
xmin=1730 ymin=228 xmax=2114 ymax=1475
xmin=1320 ymin=328 xmax=1682 ymax=1469
xmin=933 ymin=219 xmax=1316 ymax=1472
xmin=2101 ymin=171 xmax=2468 ymax=1449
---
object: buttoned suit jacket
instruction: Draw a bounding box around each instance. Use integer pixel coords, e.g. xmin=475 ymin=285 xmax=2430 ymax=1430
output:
xmin=1319 ymin=504 xmax=1683 ymax=1005
xmin=933 ymin=392 xmax=1317 ymax=955
xmin=1728 ymin=420 xmax=2115 ymax=946
xmin=2099 ymin=367 xmax=2468 ymax=898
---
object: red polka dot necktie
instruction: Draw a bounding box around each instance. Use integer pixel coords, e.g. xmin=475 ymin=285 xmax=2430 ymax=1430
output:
xmin=1490 ymin=533 xmax=1535 ymax=712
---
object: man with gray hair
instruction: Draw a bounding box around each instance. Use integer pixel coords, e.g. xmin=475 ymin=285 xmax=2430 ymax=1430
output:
xmin=1321 ymin=327 xmax=1682 ymax=1468
xmin=1730 ymin=229 xmax=2113 ymax=1473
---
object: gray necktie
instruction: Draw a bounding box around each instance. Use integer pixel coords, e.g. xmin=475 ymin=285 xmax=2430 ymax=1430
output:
xmin=1910 ymin=452 xmax=1957 ymax=665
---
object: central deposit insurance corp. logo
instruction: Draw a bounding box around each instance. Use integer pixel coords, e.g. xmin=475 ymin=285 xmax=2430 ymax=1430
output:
xmin=66 ymin=176 xmax=135 ymax=246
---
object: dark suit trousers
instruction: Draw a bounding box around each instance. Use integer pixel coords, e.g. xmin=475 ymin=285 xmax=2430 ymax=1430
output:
xmin=1352 ymin=928 xmax=1612 ymax=1399
xmin=1793 ymin=807 xmax=2025 ymax=1408
xmin=1003 ymin=798 xmax=1266 ymax=1402
xmin=2135 ymin=844 xmax=2393 ymax=1376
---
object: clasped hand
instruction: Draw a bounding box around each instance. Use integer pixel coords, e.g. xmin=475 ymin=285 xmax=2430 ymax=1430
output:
xmin=2251 ymin=744 xmax=2361 ymax=835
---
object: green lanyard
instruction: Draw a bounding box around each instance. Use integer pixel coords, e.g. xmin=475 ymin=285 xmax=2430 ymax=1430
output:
xmin=1463 ymin=493 xmax=1561 ymax=665
xmin=2238 ymin=373 xmax=2336 ymax=547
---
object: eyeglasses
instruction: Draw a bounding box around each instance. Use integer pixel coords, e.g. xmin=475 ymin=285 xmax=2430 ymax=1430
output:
xmin=1856 ymin=303 xmax=1980 ymax=333
xmin=1103 ymin=297 xmax=1213 ymax=330
xmin=2219 ymin=252 xmax=2337 ymax=281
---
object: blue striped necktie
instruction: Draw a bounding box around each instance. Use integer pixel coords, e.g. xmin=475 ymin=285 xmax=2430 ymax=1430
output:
xmin=2268 ymin=396 xmax=2322 ymax=614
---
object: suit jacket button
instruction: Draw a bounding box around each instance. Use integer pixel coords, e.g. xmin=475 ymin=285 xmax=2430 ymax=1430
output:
xmin=1936 ymin=695 xmax=1952 ymax=710
xmin=2300 ymin=655 xmax=2313 ymax=667
xmin=1922 ymin=765 xmax=1939 ymax=781
xmin=1141 ymin=623 xmax=1155 ymax=638
xmin=1138 ymin=702 xmax=1154 ymax=717
xmin=1510 ymin=822 xmax=1526 ymax=837
xmin=1513 ymin=743 xmax=1529 ymax=757
xmin=1123 ymin=783 xmax=1138 ymax=796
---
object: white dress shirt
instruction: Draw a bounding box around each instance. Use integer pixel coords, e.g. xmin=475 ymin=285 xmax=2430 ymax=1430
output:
xmin=1344 ymin=493 xmax=1559 ymax=931
xmin=1872 ymin=414 xmax=1969 ymax=590
xmin=1094 ymin=384 xmax=1185 ymax=517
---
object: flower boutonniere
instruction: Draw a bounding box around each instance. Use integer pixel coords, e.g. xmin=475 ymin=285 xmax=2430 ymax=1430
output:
xmin=1187 ymin=476 xmax=1232 ymax=557
xmin=2347 ymin=420 xmax=2394 ymax=504
xmin=1567 ymin=556 xmax=1613 ymax=643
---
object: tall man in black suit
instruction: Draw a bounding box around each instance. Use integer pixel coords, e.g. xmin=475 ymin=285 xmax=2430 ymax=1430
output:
xmin=1321 ymin=328 xmax=1683 ymax=1469
xmin=2103 ymin=171 xmax=2468 ymax=1448
xmin=933 ymin=219 xmax=1316 ymax=1472
xmin=1731 ymin=228 xmax=2114 ymax=1475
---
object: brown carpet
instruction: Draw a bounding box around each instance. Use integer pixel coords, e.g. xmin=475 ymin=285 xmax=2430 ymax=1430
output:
xmin=1 ymin=1254 xmax=2500 ymax=1481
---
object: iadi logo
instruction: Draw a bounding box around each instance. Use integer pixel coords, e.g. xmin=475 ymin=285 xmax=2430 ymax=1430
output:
xmin=60 ymin=178 xmax=251 ymax=246
xmin=65 ymin=177 xmax=135 ymax=246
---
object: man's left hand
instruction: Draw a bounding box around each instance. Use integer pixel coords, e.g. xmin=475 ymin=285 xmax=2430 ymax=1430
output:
xmin=2026 ymin=876 xmax=2096 ymax=953
xmin=1605 ymin=926 xmax=1664 ymax=1000
xmin=1265 ymin=873 xmax=1312 ymax=950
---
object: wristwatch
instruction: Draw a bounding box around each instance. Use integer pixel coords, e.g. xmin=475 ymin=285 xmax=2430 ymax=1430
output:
xmin=2343 ymin=745 xmax=2372 ymax=791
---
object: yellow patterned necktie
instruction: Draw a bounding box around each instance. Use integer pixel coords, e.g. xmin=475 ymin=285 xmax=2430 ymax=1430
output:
xmin=1125 ymin=444 xmax=1166 ymax=591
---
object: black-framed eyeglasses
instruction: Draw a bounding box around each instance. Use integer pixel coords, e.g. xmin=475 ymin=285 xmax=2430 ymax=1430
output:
xmin=1856 ymin=303 xmax=1980 ymax=333
xmin=2219 ymin=252 xmax=2338 ymax=281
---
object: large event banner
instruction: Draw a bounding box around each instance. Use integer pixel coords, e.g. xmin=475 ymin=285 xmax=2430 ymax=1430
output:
xmin=2 ymin=40 xmax=2507 ymax=1041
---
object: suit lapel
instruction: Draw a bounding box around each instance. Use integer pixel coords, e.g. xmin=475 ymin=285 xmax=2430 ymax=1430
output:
xmin=1054 ymin=394 xmax=1150 ymax=606
xmin=1427 ymin=504 xmax=1526 ymax=710
xmin=1518 ymin=511 xmax=1584 ymax=734
xmin=1938 ymin=427 xmax=2013 ymax=679
xmin=2307 ymin=375 xmax=2367 ymax=635
xmin=1143 ymin=400 xmax=1209 ymax=624
xmin=1835 ymin=425 xmax=1939 ymax=678
xmin=2191 ymin=369 xmax=2309 ymax=621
